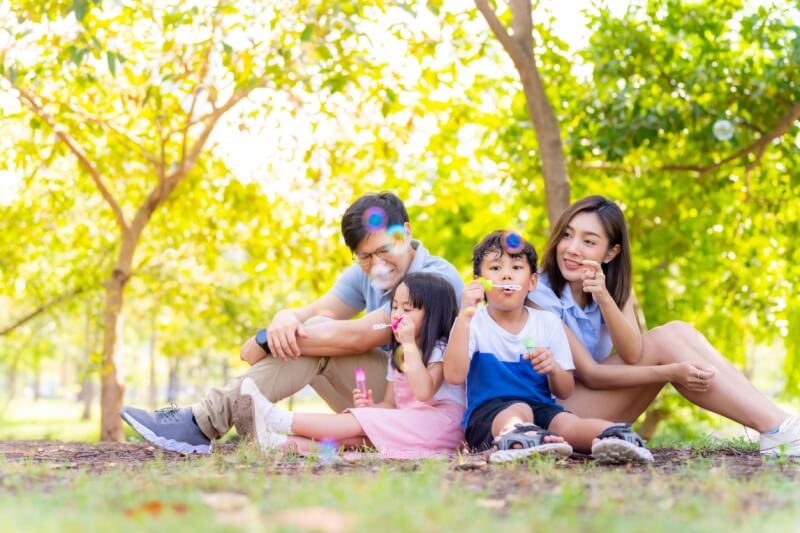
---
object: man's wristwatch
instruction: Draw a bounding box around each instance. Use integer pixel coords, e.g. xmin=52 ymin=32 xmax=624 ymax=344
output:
xmin=255 ymin=328 xmax=270 ymax=354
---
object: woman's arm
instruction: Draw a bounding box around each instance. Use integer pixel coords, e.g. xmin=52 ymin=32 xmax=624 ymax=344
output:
xmin=565 ymin=325 xmax=675 ymax=389
xmin=582 ymin=260 xmax=643 ymax=363
xmin=402 ymin=343 xmax=444 ymax=402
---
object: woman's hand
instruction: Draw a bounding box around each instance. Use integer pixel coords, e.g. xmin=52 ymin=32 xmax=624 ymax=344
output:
xmin=581 ymin=260 xmax=612 ymax=305
xmin=524 ymin=347 xmax=558 ymax=375
xmin=352 ymin=388 xmax=373 ymax=407
xmin=393 ymin=316 xmax=416 ymax=345
xmin=669 ymin=362 xmax=716 ymax=392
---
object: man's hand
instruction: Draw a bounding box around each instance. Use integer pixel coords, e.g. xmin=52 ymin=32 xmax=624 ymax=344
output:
xmin=267 ymin=309 xmax=308 ymax=360
xmin=240 ymin=336 xmax=268 ymax=366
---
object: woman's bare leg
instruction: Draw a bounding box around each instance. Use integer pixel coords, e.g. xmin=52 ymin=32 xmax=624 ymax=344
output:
xmin=563 ymin=320 xmax=788 ymax=432
xmin=561 ymin=356 xmax=664 ymax=422
xmin=641 ymin=321 xmax=787 ymax=432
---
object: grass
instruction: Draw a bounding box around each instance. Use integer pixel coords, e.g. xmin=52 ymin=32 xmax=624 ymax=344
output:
xmin=3 ymin=398 xmax=800 ymax=531
xmin=2 ymin=441 xmax=799 ymax=532
xmin=0 ymin=396 xmax=333 ymax=442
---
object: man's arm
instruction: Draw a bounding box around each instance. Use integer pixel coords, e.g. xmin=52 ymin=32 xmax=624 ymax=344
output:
xmin=241 ymin=292 xmax=362 ymax=364
xmin=293 ymin=308 xmax=392 ymax=356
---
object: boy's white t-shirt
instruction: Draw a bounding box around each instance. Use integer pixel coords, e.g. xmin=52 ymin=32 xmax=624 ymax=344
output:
xmin=468 ymin=305 xmax=574 ymax=370
xmin=386 ymin=342 xmax=466 ymax=406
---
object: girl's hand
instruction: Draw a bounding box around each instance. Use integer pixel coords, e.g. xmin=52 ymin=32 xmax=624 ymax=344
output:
xmin=352 ymin=388 xmax=373 ymax=407
xmin=459 ymin=279 xmax=485 ymax=318
xmin=581 ymin=260 xmax=612 ymax=305
xmin=669 ymin=362 xmax=716 ymax=392
xmin=393 ymin=316 xmax=416 ymax=344
xmin=524 ymin=347 xmax=558 ymax=375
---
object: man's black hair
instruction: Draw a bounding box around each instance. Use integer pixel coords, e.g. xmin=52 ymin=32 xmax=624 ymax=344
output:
xmin=341 ymin=192 xmax=409 ymax=252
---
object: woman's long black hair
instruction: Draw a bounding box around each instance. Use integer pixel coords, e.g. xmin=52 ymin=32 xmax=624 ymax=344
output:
xmin=389 ymin=272 xmax=458 ymax=372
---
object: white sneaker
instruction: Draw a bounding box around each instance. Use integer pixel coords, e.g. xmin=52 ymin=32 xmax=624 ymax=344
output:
xmin=237 ymin=378 xmax=288 ymax=450
xmin=760 ymin=414 xmax=800 ymax=456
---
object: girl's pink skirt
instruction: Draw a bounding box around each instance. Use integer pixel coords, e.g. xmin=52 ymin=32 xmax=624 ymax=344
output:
xmin=348 ymin=369 xmax=465 ymax=459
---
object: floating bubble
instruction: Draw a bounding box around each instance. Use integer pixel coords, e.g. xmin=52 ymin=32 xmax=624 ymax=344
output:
xmin=318 ymin=438 xmax=339 ymax=465
xmin=712 ymin=119 xmax=734 ymax=141
xmin=362 ymin=206 xmax=387 ymax=232
xmin=393 ymin=345 xmax=405 ymax=372
xmin=503 ymin=231 xmax=524 ymax=254
xmin=387 ymin=224 xmax=407 ymax=249
xmin=370 ymin=263 xmax=392 ymax=290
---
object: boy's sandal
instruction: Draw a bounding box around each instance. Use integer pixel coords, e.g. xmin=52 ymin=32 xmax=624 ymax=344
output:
xmin=590 ymin=423 xmax=654 ymax=464
xmin=489 ymin=423 xmax=573 ymax=464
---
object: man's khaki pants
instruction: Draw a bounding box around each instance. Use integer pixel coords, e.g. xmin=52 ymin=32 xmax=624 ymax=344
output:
xmin=192 ymin=319 xmax=388 ymax=440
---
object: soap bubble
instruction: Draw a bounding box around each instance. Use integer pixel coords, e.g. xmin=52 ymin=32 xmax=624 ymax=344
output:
xmin=503 ymin=231 xmax=524 ymax=254
xmin=387 ymin=224 xmax=407 ymax=249
xmin=318 ymin=438 xmax=339 ymax=465
xmin=362 ymin=206 xmax=387 ymax=232
xmin=370 ymin=263 xmax=392 ymax=290
xmin=712 ymin=119 xmax=734 ymax=141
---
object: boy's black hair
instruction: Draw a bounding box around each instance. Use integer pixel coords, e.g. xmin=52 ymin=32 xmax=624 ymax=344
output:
xmin=341 ymin=192 xmax=410 ymax=252
xmin=472 ymin=230 xmax=537 ymax=276
xmin=389 ymin=272 xmax=458 ymax=372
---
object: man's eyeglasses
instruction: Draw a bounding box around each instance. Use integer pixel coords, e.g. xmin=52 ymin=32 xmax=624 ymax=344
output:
xmin=354 ymin=245 xmax=394 ymax=266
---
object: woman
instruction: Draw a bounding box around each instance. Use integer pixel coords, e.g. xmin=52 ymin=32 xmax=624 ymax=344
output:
xmin=531 ymin=195 xmax=798 ymax=455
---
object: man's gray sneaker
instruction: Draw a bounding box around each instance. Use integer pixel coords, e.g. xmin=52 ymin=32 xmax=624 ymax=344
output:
xmin=120 ymin=405 xmax=211 ymax=454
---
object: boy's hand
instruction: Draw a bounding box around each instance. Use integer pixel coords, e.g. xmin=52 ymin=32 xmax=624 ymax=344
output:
xmin=393 ymin=316 xmax=416 ymax=344
xmin=524 ymin=347 xmax=558 ymax=375
xmin=353 ymin=388 xmax=373 ymax=408
xmin=459 ymin=279 xmax=485 ymax=318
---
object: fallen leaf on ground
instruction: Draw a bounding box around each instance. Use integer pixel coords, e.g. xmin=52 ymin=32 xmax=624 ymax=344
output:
xmin=476 ymin=498 xmax=506 ymax=510
xmin=202 ymin=492 xmax=260 ymax=528
xmin=272 ymin=507 xmax=356 ymax=532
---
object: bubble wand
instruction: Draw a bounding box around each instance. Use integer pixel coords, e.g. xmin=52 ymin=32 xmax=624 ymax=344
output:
xmin=479 ymin=278 xmax=522 ymax=292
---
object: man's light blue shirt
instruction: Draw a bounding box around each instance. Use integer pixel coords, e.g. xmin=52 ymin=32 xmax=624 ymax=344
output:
xmin=331 ymin=240 xmax=464 ymax=316
xmin=529 ymin=272 xmax=613 ymax=362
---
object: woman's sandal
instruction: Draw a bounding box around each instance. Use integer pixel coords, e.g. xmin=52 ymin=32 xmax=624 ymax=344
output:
xmin=489 ymin=423 xmax=574 ymax=464
xmin=590 ymin=423 xmax=654 ymax=464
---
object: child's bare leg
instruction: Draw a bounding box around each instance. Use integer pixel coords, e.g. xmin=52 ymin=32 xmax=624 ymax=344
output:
xmin=491 ymin=403 xmax=567 ymax=444
xmin=548 ymin=412 xmax=611 ymax=453
xmin=290 ymin=413 xmax=366 ymax=441
xmin=285 ymin=435 xmax=370 ymax=455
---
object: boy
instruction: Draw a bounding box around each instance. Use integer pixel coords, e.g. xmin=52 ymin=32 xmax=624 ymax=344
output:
xmin=444 ymin=231 xmax=653 ymax=464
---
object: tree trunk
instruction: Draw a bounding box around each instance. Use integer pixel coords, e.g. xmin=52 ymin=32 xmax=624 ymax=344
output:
xmin=99 ymin=269 xmax=127 ymax=441
xmin=167 ymin=358 xmax=180 ymax=404
xmin=7 ymin=362 xmax=17 ymax=401
xmin=80 ymin=376 xmax=93 ymax=421
xmin=33 ymin=356 xmax=41 ymax=401
xmin=475 ymin=0 xmax=571 ymax=223
xmin=149 ymin=311 xmax=158 ymax=410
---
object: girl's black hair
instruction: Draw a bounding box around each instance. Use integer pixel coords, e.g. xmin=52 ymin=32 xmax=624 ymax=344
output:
xmin=389 ymin=272 xmax=458 ymax=372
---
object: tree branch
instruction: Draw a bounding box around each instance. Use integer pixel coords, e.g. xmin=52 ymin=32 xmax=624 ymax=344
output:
xmin=56 ymin=100 xmax=160 ymax=167
xmin=13 ymin=84 xmax=130 ymax=232
xmin=0 ymin=288 xmax=85 ymax=336
xmin=576 ymin=102 xmax=799 ymax=177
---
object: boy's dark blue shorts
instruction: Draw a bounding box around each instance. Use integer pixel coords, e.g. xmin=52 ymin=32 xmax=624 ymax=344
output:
xmin=464 ymin=397 xmax=566 ymax=452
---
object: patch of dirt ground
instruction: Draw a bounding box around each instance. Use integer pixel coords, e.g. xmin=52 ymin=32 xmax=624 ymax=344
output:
xmin=1 ymin=440 xmax=796 ymax=479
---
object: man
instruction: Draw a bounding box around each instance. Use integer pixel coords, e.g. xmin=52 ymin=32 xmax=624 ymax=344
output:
xmin=120 ymin=192 xmax=464 ymax=453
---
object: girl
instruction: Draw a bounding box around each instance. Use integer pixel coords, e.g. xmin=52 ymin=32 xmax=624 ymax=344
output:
xmin=531 ymin=195 xmax=799 ymax=455
xmin=234 ymin=272 xmax=466 ymax=459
